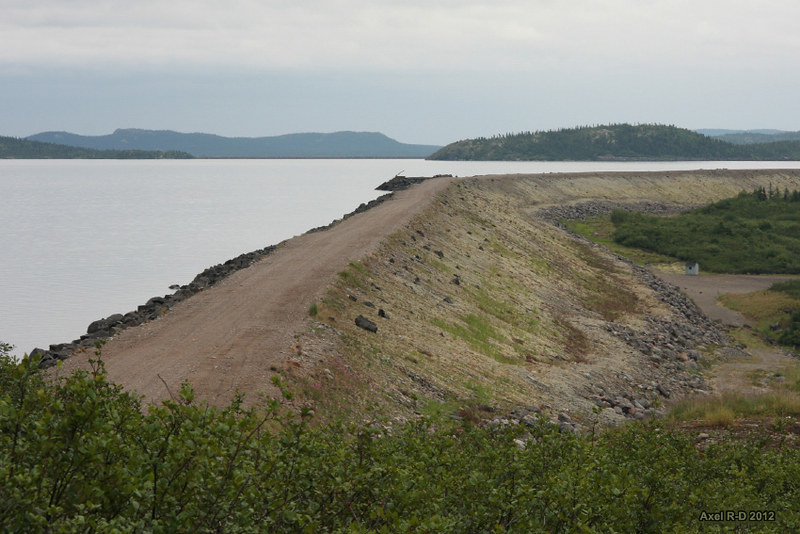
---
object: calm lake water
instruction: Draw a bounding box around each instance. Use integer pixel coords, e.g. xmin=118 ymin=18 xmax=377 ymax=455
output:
xmin=3 ymin=159 xmax=800 ymax=357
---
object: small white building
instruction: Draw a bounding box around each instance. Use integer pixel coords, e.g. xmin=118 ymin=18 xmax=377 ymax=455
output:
xmin=685 ymin=262 xmax=699 ymax=275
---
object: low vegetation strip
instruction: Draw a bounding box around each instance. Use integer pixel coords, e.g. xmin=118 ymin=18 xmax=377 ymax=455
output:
xmin=611 ymin=187 xmax=800 ymax=274
xmin=2 ymin=349 xmax=799 ymax=532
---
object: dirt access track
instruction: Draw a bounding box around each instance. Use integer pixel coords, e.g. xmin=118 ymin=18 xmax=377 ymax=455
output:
xmin=56 ymin=177 xmax=455 ymax=406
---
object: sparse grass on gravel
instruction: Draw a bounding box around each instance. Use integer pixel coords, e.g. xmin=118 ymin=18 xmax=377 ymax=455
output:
xmin=669 ymin=390 xmax=800 ymax=425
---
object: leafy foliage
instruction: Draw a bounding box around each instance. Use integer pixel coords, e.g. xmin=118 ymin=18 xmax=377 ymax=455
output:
xmin=777 ymin=310 xmax=800 ymax=348
xmin=611 ymin=188 xmax=800 ymax=274
xmin=770 ymin=280 xmax=800 ymax=300
xmin=428 ymin=123 xmax=800 ymax=161
xmin=0 ymin=136 xmax=193 ymax=159
xmin=766 ymin=281 xmax=800 ymax=348
xmin=2 ymin=344 xmax=800 ymax=532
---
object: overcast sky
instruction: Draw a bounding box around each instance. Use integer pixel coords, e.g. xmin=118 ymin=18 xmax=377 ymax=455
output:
xmin=2 ymin=0 xmax=799 ymax=145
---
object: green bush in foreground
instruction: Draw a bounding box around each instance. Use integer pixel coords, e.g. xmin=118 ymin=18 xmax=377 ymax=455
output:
xmin=1 ymin=344 xmax=799 ymax=532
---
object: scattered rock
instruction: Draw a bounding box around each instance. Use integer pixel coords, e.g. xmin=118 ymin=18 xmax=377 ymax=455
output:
xmin=375 ymin=175 xmax=438 ymax=191
xmin=355 ymin=315 xmax=378 ymax=333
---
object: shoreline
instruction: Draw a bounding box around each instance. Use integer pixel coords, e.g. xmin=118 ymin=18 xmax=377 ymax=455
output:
xmin=31 ymin=176 xmax=442 ymax=368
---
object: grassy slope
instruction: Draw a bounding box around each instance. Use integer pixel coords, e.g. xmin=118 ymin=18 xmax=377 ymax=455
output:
xmin=286 ymin=169 xmax=800 ymax=424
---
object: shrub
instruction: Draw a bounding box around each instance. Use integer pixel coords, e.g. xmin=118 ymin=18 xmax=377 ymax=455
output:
xmin=611 ymin=188 xmax=800 ymax=274
xmin=2 ymin=345 xmax=800 ymax=531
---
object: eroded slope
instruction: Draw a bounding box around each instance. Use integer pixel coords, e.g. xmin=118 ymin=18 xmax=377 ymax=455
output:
xmin=286 ymin=170 xmax=800 ymax=426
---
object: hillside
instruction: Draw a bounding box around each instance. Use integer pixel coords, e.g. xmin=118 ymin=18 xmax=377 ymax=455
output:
xmin=0 ymin=135 xmax=192 ymax=159
xmin=698 ymin=129 xmax=800 ymax=145
xmin=428 ymin=123 xmax=800 ymax=161
xmin=27 ymin=129 xmax=442 ymax=158
xmin=695 ymin=128 xmax=786 ymax=137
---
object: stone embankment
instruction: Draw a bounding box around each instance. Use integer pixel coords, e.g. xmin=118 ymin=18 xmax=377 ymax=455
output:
xmin=306 ymin=194 xmax=393 ymax=234
xmin=537 ymin=199 xmax=694 ymax=227
xmin=33 ymin=245 xmax=278 ymax=367
xmin=376 ymin=174 xmax=452 ymax=191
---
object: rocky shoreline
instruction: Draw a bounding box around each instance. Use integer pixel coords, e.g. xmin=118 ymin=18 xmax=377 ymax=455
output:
xmin=375 ymin=174 xmax=452 ymax=191
xmin=32 ymin=176 xmax=451 ymax=368
xmin=33 ymin=245 xmax=279 ymax=367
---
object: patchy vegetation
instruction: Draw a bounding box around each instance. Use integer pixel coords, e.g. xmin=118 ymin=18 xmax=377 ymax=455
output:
xmin=300 ymin=177 xmax=690 ymax=424
xmin=565 ymin=216 xmax=681 ymax=267
xmin=611 ymin=187 xmax=800 ymax=274
xmin=720 ymin=281 xmax=800 ymax=349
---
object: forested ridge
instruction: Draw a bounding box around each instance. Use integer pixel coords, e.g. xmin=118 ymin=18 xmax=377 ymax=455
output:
xmin=428 ymin=124 xmax=800 ymax=161
xmin=26 ymin=129 xmax=441 ymax=158
xmin=0 ymin=136 xmax=193 ymax=159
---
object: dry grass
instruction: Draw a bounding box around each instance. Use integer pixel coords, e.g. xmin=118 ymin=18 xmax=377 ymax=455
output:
xmin=720 ymin=290 xmax=799 ymax=324
xmin=669 ymin=391 xmax=800 ymax=425
xmin=566 ymin=218 xmax=678 ymax=266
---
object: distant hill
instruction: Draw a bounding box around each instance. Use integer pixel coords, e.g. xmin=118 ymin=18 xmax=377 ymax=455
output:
xmin=428 ymin=124 xmax=800 ymax=161
xmin=27 ymin=129 xmax=442 ymax=158
xmin=0 ymin=136 xmax=192 ymax=159
xmin=697 ymin=129 xmax=800 ymax=145
xmin=695 ymin=129 xmax=786 ymax=137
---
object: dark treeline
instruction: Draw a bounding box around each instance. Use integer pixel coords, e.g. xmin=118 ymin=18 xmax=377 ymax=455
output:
xmin=428 ymin=124 xmax=800 ymax=161
xmin=0 ymin=136 xmax=193 ymax=159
